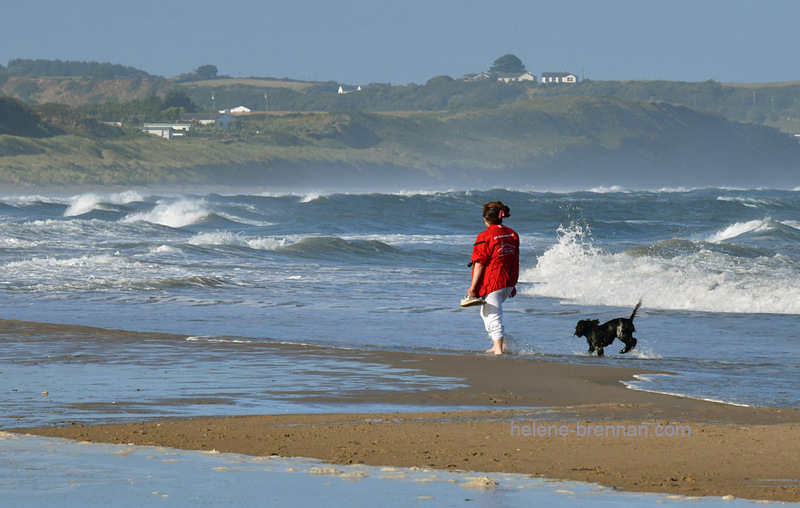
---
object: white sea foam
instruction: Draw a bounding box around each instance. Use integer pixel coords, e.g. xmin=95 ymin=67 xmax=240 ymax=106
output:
xmin=586 ymin=185 xmax=628 ymax=194
xmin=716 ymin=195 xmax=779 ymax=208
xmin=1 ymin=194 xmax=65 ymax=207
xmin=627 ymin=345 xmax=662 ymax=360
xmin=254 ymin=190 xmax=330 ymax=200
xmin=64 ymin=190 xmax=144 ymax=217
xmin=0 ymin=236 xmax=37 ymax=248
xmin=705 ymin=219 xmax=769 ymax=243
xmin=246 ymin=236 xmax=288 ymax=250
xmin=187 ymin=231 xmax=287 ymax=250
xmin=522 ymin=223 xmax=800 ymax=315
xmin=151 ymin=245 xmax=181 ymax=255
xmin=653 ymin=186 xmax=698 ymax=193
xmin=624 ymin=375 xmax=753 ymax=407
xmin=299 ymin=192 xmax=324 ymax=203
xmin=186 ymin=335 xmax=252 ymax=344
xmin=187 ymin=231 xmax=242 ymax=247
xmin=64 ymin=193 xmax=105 ymax=216
xmin=122 ymin=199 xmax=209 ymax=228
xmin=0 ymin=253 xmax=143 ymax=292
xmin=215 ymin=211 xmax=275 ymax=227
xmin=342 ymin=233 xmax=475 ymax=247
xmin=6 ymin=253 xmax=123 ymax=271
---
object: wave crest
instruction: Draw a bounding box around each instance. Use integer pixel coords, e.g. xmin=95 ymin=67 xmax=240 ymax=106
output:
xmin=188 ymin=231 xmax=287 ymax=251
xmin=122 ymin=199 xmax=209 ymax=228
xmin=64 ymin=191 xmax=144 ymax=217
xmin=523 ymin=223 xmax=800 ymax=314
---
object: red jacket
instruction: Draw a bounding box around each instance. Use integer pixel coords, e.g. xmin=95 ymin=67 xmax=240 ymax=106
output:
xmin=471 ymin=224 xmax=519 ymax=297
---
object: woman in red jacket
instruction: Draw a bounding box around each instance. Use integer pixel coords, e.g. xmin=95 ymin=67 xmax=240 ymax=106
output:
xmin=467 ymin=201 xmax=520 ymax=354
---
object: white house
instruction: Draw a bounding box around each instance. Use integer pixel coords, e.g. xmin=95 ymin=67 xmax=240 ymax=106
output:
xmin=496 ymin=72 xmax=537 ymax=83
xmin=338 ymin=85 xmax=362 ymax=94
xmin=541 ymin=72 xmax=578 ymax=84
xmin=461 ymin=72 xmax=491 ymax=82
xmin=142 ymin=123 xmax=191 ymax=139
xmin=182 ymin=113 xmax=235 ymax=128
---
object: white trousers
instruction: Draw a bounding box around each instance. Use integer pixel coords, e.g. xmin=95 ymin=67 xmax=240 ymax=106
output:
xmin=480 ymin=287 xmax=514 ymax=342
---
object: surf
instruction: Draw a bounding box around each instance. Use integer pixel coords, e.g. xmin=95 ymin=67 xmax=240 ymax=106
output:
xmin=522 ymin=222 xmax=800 ymax=315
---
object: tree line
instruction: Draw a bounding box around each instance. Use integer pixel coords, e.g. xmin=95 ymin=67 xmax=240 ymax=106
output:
xmin=5 ymin=59 xmax=151 ymax=79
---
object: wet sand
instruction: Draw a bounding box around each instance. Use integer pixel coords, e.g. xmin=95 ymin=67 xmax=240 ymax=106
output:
xmin=7 ymin=320 xmax=800 ymax=502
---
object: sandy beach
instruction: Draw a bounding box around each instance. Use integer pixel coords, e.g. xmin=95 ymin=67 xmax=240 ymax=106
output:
xmin=7 ymin=321 xmax=799 ymax=503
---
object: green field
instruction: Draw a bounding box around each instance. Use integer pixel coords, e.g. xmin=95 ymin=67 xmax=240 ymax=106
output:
xmin=179 ymin=78 xmax=316 ymax=92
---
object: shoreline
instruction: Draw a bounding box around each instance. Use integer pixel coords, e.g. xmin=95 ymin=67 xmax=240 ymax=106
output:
xmin=5 ymin=319 xmax=800 ymax=502
xmin=17 ymin=410 xmax=798 ymax=502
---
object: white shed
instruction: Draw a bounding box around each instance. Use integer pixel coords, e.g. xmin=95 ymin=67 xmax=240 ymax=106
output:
xmin=541 ymin=72 xmax=578 ymax=84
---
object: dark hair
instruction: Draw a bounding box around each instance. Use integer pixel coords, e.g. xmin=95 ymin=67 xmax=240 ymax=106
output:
xmin=483 ymin=201 xmax=511 ymax=225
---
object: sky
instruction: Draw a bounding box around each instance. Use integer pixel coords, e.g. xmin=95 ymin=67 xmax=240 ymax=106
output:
xmin=2 ymin=0 xmax=799 ymax=85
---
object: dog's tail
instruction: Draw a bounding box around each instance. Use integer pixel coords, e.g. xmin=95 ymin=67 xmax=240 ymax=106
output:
xmin=630 ymin=298 xmax=643 ymax=321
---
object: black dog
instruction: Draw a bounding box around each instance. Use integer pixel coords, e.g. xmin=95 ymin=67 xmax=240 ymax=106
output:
xmin=574 ymin=300 xmax=642 ymax=357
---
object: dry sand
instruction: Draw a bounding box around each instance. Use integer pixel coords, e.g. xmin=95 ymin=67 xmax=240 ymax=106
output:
xmin=8 ymin=323 xmax=800 ymax=502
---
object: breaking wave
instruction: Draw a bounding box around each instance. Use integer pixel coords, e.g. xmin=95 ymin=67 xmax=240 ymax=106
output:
xmin=522 ymin=222 xmax=800 ymax=314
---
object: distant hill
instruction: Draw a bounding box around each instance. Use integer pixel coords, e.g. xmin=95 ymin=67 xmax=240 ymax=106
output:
xmin=1 ymin=96 xmax=798 ymax=191
xmin=533 ymin=79 xmax=800 ymax=134
xmin=3 ymin=68 xmax=800 ymax=135
xmin=0 ymin=75 xmax=169 ymax=107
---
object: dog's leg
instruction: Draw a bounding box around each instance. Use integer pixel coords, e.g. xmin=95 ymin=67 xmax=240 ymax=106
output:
xmin=619 ymin=337 xmax=637 ymax=354
xmin=596 ymin=347 xmax=604 ymax=357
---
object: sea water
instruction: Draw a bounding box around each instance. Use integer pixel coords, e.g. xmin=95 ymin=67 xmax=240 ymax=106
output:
xmin=1 ymin=188 xmax=798 ymax=408
xmin=2 ymin=187 xmax=799 ymax=505
xmin=1 ymin=432 xmax=769 ymax=508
